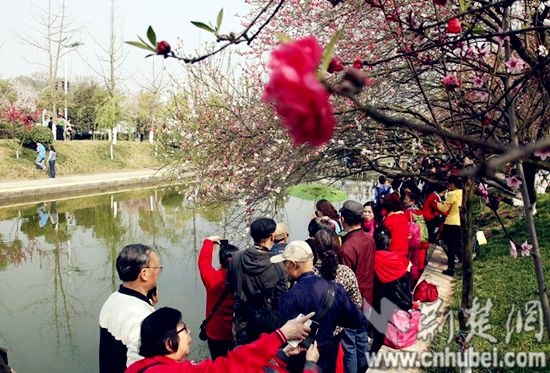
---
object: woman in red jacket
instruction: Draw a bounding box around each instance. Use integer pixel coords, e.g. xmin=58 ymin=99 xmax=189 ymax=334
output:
xmin=421 ymin=184 xmax=447 ymax=244
xmin=125 ymin=307 xmax=315 ymax=373
xmin=198 ymin=236 xmax=238 ymax=359
xmin=382 ymin=193 xmax=409 ymax=257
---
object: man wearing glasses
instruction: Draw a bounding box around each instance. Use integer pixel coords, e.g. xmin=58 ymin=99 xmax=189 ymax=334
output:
xmin=99 ymin=244 xmax=162 ymax=373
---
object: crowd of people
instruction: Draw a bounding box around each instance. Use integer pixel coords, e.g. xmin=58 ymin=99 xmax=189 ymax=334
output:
xmin=98 ymin=174 xmax=463 ymax=373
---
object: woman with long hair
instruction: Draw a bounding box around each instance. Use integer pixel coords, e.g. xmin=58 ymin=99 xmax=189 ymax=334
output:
xmin=313 ymin=229 xmax=364 ymax=372
xmin=47 ymin=145 xmax=57 ymax=178
xmin=312 ymin=229 xmax=361 ymax=309
xmin=315 ymin=199 xmax=342 ymax=233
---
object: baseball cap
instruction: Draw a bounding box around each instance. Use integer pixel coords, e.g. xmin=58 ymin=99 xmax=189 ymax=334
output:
xmin=339 ymin=200 xmax=363 ymax=217
xmin=274 ymin=222 xmax=289 ymax=241
xmin=270 ymin=240 xmax=313 ymax=263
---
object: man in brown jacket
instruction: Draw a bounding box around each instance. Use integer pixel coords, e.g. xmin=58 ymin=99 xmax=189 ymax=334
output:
xmin=339 ymin=200 xmax=375 ymax=373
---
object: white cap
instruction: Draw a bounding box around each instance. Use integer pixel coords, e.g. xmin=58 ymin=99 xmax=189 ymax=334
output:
xmin=270 ymin=240 xmax=313 ymax=263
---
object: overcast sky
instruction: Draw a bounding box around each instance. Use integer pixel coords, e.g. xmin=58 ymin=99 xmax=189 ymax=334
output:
xmin=0 ymin=0 xmax=249 ymax=91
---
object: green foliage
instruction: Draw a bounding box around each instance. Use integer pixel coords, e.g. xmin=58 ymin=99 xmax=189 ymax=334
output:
xmin=321 ymin=30 xmax=342 ymax=73
xmin=96 ymin=95 xmax=125 ymax=130
xmin=21 ymin=125 xmax=53 ymax=146
xmin=125 ymin=31 xmax=156 ymax=53
xmin=216 ymin=8 xmax=224 ymax=32
xmin=191 ymin=21 xmax=216 ymax=34
xmin=69 ymin=81 xmax=109 ymax=133
xmin=37 ymin=86 xmax=65 ymax=112
xmin=147 ymin=26 xmax=157 ymax=46
xmin=429 ymin=195 xmax=550 ymax=371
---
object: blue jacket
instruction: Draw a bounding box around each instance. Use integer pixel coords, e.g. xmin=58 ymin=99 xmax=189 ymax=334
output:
xmin=277 ymin=272 xmax=365 ymax=349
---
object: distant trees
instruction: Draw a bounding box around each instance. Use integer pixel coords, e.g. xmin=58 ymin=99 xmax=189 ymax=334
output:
xmin=69 ymin=81 xmax=109 ymax=137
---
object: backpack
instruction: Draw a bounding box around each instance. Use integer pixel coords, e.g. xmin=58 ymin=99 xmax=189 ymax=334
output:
xmin=412 ymin=213 xmax=428 ymax=243
xmin=408 ymin=213 xmax=421 ymax=249
xmin=375 ymin=185 xmax=391 ymax=205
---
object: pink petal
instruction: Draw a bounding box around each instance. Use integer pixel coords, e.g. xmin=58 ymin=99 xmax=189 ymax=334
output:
xmin=510 ymin=241 xmax=518 ymax=258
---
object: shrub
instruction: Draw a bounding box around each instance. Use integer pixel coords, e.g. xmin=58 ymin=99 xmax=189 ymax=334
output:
xmin=20 ymin=125 xmax=53 ymax=146
xmin=0 ymin=121 xmax=24 ymax=140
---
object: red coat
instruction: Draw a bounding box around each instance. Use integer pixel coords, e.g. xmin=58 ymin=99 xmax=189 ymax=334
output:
xmin=341 ymin=229 xmax=375 ymax=307
xmin=198 ymin=239 xmax=234 ymax=341
xmin=125 ymin=333 xmax=282 ymax=373
xmin=383 ymin=212 xmax=409 ymax=256
xmin=422 ymin=192 xmax=442 ymax=222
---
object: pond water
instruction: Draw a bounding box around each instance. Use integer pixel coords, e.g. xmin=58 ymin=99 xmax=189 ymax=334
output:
xmin=0 ymin=181 xmax=371 ymax=372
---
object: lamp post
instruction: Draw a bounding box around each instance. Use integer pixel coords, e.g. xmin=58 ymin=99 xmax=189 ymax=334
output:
xmin=63 ymin=42 xmax=84 ymax=121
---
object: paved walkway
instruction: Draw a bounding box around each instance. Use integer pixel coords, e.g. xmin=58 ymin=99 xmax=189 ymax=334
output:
xmin=369 ymin=245 xmax=455 ymax=372
xmin=0 ymin=169 xmax=168 ymax=206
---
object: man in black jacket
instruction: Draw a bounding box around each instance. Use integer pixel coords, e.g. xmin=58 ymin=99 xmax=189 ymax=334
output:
xmin=227 ymin=218 xmax=288 ymax=345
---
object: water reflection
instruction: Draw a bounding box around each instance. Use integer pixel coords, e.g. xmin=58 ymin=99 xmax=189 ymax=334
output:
xmin=0 ymin=188 xmax=213 ymax=373
xmin=0 ymin=180 xmax=372 ymax=372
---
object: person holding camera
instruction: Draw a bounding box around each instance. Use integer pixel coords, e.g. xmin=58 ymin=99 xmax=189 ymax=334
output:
xmin=272 ymin=240 xmax=366 ymax=373
xmin=198 ymin=236 xmax=239 ymax=359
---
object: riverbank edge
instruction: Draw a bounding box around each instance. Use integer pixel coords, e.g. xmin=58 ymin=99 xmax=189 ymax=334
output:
xmin=0 ymin=169 xmax=177 ymax=207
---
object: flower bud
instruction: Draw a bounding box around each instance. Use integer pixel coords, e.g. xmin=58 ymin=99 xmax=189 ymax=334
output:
xmin=328 ymin=57 xmax=344 ymax=73
xmin=156 ymin=41 xmax=171 ymax=57
xmin=442 ymin=74 xmax=460 ymax=90
xmin=447 ymin=18 xmax=462 ymax=34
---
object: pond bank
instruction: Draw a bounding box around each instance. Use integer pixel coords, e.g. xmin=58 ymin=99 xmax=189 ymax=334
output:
xmin=0 ymin=169 xmax=171 ymax=206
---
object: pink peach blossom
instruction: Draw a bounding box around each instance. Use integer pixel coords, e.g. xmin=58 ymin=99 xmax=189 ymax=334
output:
xmin=534 ymin=148 xmax=550 ymax=161
xmin=506 ymin=176 xmax=522 ymax=189
xmin=521 ymin=241 xmax=532 ymax=257
xmin=505 ymin=56 xmax=526 ymax=74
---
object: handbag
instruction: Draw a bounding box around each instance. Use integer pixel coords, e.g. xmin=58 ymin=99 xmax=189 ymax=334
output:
xmin=384 ymin=309 xmax=420 ymax=349
xmin=199 ymin=288 xmax=230 ymax=341
xmin=413 ymin=280 xmax=439 ymax=302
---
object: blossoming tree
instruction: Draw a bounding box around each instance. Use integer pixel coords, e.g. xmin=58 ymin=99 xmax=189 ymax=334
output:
xmin=130 ymin=0 xmax=550 ymax=340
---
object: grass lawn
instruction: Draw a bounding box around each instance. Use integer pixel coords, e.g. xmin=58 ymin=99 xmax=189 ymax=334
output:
xmin=0 ymin=139 xmax=163 ymax=180
xmin=429 ymin=195 xmax=550 ymax=372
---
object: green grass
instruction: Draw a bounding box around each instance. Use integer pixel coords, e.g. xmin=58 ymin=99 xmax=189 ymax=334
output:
xmin=429 ymin=195 xmax=550 ymax=372
xmin=0 ymin=139 xmax=163 ymax=180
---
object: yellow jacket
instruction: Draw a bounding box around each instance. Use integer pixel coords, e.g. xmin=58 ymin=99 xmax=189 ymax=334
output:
xmin=437 ymin=189 xmax=462 ymax=226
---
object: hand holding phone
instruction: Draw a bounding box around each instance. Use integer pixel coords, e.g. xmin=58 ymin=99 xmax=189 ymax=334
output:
xmin=300 ymin=320 xmax=319 ymax=349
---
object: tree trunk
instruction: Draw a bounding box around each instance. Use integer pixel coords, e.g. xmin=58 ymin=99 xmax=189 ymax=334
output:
xmin=458 ymin=178 xmax=475 ymax=337
xmin=504 ymin=6 xmax=550 ymax=339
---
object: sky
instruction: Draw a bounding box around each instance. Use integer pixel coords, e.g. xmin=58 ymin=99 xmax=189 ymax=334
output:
xmin=0 ymin=0 xmax=250 ymax=91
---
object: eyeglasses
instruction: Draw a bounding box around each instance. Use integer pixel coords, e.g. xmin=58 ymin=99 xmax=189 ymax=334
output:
xmin=176 ymin=323 xmax=190 ymax=335
xmin=144 ymin=266 xmax=164 ymax=272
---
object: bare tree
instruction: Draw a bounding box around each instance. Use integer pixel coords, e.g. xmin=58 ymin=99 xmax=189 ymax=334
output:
xmin=19 ymin=0 xmax=80 ymax=127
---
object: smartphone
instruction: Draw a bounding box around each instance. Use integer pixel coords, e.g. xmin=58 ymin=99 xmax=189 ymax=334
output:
xmin=300 ymin=320 xmax=319 ymax=349
xmin=219 ymin=239 xmax=229 ymax=248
